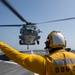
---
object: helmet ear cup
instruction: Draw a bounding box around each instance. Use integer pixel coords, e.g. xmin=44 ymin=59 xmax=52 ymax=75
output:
xmin=45 ymin=40 xmax=50 ymax=49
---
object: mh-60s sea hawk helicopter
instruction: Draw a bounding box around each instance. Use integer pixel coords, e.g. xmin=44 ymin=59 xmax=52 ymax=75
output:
xmin=1 ymin=0 xmax=75 ymax=49
xmin=0 ymin=0 xmax=42 ymax=49
xmin=19 ymin=24 xmax=41 ymax=45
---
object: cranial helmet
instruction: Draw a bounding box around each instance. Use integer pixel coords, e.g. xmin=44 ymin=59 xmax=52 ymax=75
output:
xmin=45 ymin=31 xmax=66 ymax=49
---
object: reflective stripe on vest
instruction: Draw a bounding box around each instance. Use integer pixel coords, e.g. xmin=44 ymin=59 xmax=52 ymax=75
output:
xmin=54 ymin=59 xmax=75 ymax=65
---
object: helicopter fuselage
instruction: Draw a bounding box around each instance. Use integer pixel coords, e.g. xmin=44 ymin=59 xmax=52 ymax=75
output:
xmin=19 ymin=27 xmax=40 ymax=45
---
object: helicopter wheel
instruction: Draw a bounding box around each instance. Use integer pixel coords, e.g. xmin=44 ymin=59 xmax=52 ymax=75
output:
xmin=37 ymin=40 xmax=39 ymax=45
xmin=19 ymin=40 xmax=23 ymax=45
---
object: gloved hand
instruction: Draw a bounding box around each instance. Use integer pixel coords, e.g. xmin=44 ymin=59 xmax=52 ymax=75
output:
xmin=0 ymin=42 xmax=2 ymax=49
xmin=0 ymin=41 xmax=3 ymax=49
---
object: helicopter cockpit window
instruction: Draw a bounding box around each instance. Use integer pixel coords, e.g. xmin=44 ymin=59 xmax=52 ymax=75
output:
xmin=20 ymin=27 xmax=27 ymax=34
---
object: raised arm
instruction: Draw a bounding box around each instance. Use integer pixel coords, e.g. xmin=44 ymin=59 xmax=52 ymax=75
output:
xmin=0 ymin=41 xmax=46 ymax=74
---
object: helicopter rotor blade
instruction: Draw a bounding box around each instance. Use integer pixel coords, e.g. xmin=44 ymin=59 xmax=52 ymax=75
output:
xmin=35 ymin=17 xmax=75 ymax=25
xmin=1 ymin=0 xmax=75 ymax=26
xmin=0 ymin=24 xmax=24 ymax=27
xmin=1 ymin=0 xmax=28 ymax=24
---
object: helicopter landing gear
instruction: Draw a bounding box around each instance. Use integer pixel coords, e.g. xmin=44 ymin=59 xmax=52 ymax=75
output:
xmin=19 ymin=40 xmax=29 ymax=49
xmin=19 ymin=40 xmax=23 ymax=45
xmin=37 ymin=40 xmax=39 ymax=45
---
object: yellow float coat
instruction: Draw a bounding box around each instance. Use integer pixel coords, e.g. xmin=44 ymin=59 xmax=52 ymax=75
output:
xmin=0 ymin=42 xmax=75 ymax=75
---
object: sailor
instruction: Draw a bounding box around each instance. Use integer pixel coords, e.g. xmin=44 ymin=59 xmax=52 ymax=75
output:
xmin=0 ymin=31 xmax=75 ymax=75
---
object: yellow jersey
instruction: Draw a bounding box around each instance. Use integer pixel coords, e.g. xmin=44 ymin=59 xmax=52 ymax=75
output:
xmin=0 ymin=42 xmax=75 ymax=75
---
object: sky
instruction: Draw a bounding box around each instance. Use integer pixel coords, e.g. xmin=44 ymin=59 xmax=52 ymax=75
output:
xmin=0 ymin=0 xmax=75 ymax=51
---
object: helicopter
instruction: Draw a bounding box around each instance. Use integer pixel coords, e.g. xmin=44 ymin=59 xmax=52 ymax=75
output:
xmin=19 ymin=24 xmax=41 ymax=46
xmin=1 ymin=0 xmax=75 ymax=49
xmin=0 ymin=0 xmax=42 ymax=49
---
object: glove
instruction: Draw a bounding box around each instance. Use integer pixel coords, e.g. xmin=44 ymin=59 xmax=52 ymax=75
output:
xmin=0 ymin=41 xmax=4 ymax=49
